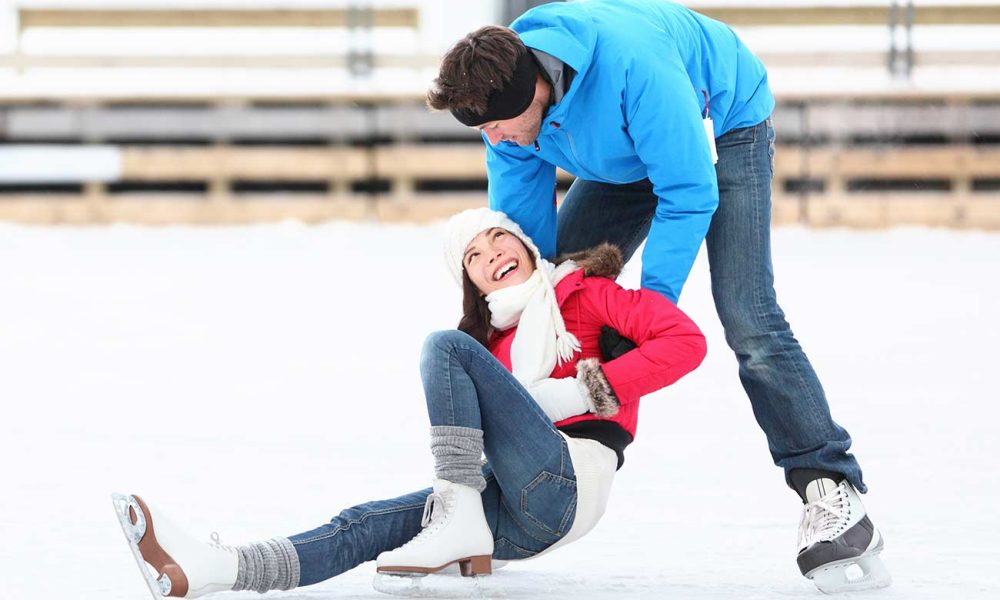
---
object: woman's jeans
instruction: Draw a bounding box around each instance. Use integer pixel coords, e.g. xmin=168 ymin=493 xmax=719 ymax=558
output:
xmin=289 ymin=330 xmax=577 ymax=586
xmin=555 ymin=118 xmax=865 ymax=494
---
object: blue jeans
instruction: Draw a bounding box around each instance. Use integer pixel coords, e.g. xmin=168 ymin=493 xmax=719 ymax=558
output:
xmin=289 ymin=330 xmax=577 ymax=586
xmin=555 ymin=118 xmax=865 ymax=494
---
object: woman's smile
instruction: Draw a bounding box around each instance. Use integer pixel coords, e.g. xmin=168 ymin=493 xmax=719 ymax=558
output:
xmin=463 ymin=228 xmax=535 ymax=295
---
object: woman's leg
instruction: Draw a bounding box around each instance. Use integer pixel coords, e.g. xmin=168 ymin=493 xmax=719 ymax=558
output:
xmin=419 ymin=330 xmax=578 ymax=554
xmin=287 ymin=467 xmax=534 ymax=587
xmin=280 ymin=329 xmax=576 ymax=587
xmin=287 ymin=489 xmax=430 ymax=587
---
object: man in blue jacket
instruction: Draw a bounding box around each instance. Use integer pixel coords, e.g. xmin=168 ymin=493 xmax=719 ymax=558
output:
xmin=428 ymin=0 xmax=890 ymax=592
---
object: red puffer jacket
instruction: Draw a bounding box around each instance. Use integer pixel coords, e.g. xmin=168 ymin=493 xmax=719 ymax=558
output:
xmin=487 ymin=244 xmax=707 ymax=438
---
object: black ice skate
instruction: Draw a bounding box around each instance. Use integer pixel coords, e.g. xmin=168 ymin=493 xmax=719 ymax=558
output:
xmin=795 ymin=478 xmax=891 ymax=594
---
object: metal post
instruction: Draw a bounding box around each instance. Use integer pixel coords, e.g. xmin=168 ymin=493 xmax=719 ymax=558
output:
xmin=888 ymin=0 xmax=914 ymax=80
xmin=905 ymin=0 xmax=915 ymax=78
xmin=361 ymin=101 xmax=379 ymax=221
xmin=347 ymin=3 xmax=374 ymax=78
xmin=888 ymin=0 xmax=899 ymax=77
xmin=799 ymin=102 xmax=810 ymax=225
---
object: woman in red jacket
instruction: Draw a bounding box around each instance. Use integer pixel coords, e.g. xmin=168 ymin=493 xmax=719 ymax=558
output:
xmin=112 ymin=208 xmax=706 ymax=599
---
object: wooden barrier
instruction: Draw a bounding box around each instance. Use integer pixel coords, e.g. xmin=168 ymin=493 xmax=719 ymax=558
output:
xmin=691 ymin=4 xmax=1000 ymax=26
xmin=687 ymin=3 xmax=1000 ymax=75
xmin=7 ymin=3 xmax=999 ymax=73
xmin=775 ymin=147 xmax=1000 ymax=179
xmin=121 ymin=147 xmax=370 ymax=182
xmin=1 ymin=143 xmax=998 ymax=228
xmin=1 ymin=193 xmax=996 ymax=229
xmin=2 ymin=0 xmax=999 ymax=230
xmin=8 ymin=6 xmax=422 ymax=71
xmin=17 ymin=8 xmax=420 ymax=29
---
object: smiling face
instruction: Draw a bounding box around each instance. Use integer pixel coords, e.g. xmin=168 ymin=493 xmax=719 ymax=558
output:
xmin=463 ymin=227 xmax=536 ymax=295
xmin=475 ymin=75 xmax=550 ymax=147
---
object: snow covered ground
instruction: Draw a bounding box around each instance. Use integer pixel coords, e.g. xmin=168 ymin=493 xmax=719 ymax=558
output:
xmin=1 ymin=222 xmax=998 ymax=599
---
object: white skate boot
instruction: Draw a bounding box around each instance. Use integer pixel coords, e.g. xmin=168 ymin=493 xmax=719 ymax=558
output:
xmin=796 ymin=479 xmax=891 ymax=594
xmin=111 ymin=493 xmax=238 ymax=599
xmin=375 ymin=479 xmax=493 ymax=578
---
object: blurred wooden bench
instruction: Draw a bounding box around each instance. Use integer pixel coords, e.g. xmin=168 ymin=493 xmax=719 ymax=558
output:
xmin=7 ymin=6 xmax=424 ymax=70
xmin=691 ymin=2 xmax=1000 ymax=68
xmin=692 ymin=3 xmax=1000 ymax=26
xmin=1 ymin=142 xmax=998 ymax=228
xmin=6 ymin=3 xmax=999 ymax=71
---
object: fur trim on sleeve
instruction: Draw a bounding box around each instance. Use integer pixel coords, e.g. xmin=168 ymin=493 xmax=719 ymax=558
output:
xmin=556 ymin=243 xmax=624 ymax=279
xmin=576 ymin=358 xmax=621 ymax=417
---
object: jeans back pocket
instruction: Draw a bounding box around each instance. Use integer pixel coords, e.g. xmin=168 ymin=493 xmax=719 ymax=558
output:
xmin=520 ymin=471 xmax=577 ymax=538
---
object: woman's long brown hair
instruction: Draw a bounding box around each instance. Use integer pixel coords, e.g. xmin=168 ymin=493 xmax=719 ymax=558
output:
xmin=457 ymin=270 xmax=493 ymax=347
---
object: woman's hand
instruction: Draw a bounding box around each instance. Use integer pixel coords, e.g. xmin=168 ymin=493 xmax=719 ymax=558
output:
xmin=527 ymin=377 xmax=593 ymax=422
xmin=527 ymin=361 xmax=621 ymax=422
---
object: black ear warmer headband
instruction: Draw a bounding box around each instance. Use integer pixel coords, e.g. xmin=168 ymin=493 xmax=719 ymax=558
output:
xmin=451 ymin=50 xmax=539 ymax=127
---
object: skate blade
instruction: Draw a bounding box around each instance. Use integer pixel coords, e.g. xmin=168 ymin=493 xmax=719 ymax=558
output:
xmin=373 ymin=568 xmax=498 ymax=598
xmin=111 ymin=493 xmax=174 ymax=599
xmin=809 ymin=551 xmax=892 ymax=594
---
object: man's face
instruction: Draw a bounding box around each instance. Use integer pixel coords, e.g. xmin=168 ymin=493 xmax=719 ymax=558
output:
xmin=474 ymin=76 xmax=549 ymax=147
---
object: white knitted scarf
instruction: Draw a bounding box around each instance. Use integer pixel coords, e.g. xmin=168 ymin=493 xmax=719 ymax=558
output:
xmin=486 ymin=259 xmax=581 ymax=387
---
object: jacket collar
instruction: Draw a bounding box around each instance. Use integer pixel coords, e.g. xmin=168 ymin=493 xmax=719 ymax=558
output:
xmin=554 ymin=268 xmax=586 ymax=306
xmin=512 ymin=3 xmax=597 ymax=128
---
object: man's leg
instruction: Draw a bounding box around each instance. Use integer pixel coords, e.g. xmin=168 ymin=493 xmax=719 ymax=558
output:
xmin=706 ymin=118 xmax=865 ymax=492
xmin=556 ymin=178 xmax=657 ymax=260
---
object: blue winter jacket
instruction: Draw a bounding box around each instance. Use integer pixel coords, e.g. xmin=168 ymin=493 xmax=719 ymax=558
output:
xmin=487 ymin=0 xmax=774 ymax=302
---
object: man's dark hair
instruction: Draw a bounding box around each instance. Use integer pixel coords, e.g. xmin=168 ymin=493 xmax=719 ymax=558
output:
xmin=427 ymin=26 xmax=526 ymax=114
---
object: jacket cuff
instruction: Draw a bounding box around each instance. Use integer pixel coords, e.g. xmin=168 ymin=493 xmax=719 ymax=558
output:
xmin=576 ymin=358 xmax=621 ymax=417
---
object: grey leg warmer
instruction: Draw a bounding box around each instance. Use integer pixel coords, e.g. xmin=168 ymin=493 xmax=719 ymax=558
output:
xmin=233 ymin=537 xmax=300 ymax=593
xmin=430 ymin=426 xmax=486 ymax=492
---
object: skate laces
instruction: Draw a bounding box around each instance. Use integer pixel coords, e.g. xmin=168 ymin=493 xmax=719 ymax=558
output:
xmin=798 ymin=482 xmax=851 ymax=548
xmin=395 ymin=490 xmax=453 ymax=550
xmin=209 ymin=531 xmax=236 ymax=553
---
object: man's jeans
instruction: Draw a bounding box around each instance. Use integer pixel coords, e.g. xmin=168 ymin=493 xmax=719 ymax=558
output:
xmin=289 ymin=330 xmax=577 ymax=586
xmin=556 ymin=118 xmax=865 ymax=494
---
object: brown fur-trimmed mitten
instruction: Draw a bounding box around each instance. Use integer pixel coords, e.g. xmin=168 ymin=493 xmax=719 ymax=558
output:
xmin=576 ymin=358 xmax=621 ymax=417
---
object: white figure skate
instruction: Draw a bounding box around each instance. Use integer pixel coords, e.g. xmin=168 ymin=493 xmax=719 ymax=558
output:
xmin=375 ymin=479 xmax=493 ymax=578
xmin=111 ymin=493 xmax=238 ymax=598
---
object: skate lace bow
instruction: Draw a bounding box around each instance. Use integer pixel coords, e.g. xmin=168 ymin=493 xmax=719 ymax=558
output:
xmin=392 ymin=490 xmax=452 ymax=550
xmin=420 ymin=491 xmax=450 ymax=528
xmin=209 ymin=531 xmax=235 ymax=553
xmin=798 ymin=483 xmax=851 ymax=548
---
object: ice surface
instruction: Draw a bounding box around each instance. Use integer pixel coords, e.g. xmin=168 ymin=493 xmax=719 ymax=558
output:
xmin=1 ymin=221 xmax=998 ymax=599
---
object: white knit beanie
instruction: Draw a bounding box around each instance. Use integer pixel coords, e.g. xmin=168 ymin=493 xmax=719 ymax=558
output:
xmin=444 ymin=207 xmax=580 ymax=368
xmin=443 ymin=207 xmax=541 ymax=286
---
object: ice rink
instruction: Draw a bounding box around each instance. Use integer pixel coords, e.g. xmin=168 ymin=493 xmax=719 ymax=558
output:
xmin=1 ymin=222 xmax=998 ymax=599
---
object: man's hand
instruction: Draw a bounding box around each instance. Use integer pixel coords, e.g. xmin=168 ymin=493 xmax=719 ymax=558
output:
xmin=599 ymin=325 xmax=638 ymax=361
